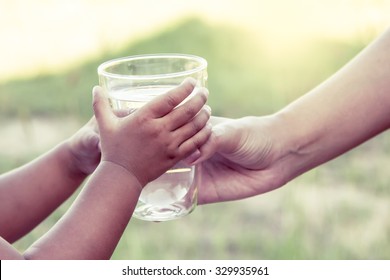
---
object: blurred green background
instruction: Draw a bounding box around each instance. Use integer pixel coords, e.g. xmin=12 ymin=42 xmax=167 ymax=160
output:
xmin=0 ymin=0 xmax=389 ymax=259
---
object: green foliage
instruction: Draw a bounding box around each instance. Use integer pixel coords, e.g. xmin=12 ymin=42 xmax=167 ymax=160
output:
xmin=4 ymin=17 xmax=389 ymax=260
xmin=0 ymin=17 xmax=366 ymax=120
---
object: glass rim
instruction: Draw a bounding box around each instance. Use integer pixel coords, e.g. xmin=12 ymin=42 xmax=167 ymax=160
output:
xmin=97 ymin=53 xmax=207 ymax=80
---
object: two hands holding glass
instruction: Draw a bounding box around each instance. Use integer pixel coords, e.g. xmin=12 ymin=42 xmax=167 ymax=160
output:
xmin=0 ymin=62 xmax=211 ymax=259
xmin=2 ymin=27 xmax=390 ymax=260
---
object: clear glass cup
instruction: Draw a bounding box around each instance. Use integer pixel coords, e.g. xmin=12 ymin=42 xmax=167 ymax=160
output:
xmin=97 ymin=54 xmax=208 ymax=222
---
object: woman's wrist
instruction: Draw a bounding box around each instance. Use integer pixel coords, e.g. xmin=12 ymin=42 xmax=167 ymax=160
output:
xmin=271 ymin=107 xmax=325 ymax=182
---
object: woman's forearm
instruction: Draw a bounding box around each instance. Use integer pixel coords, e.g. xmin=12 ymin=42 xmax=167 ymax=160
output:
xmin=276 ymin=28 xmax=390 ymax=181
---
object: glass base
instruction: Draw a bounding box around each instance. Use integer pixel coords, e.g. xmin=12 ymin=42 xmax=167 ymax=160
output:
xmin=133 ymin=203 xmax=196 ymax=222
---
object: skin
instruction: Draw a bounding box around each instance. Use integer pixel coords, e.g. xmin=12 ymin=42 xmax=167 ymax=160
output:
xmin=0 ymin=118 xmax=101 ymax=244
xmin=0 ymin=78 xmax=211 ymax=259
xmin=195 ymin=28 xmax=390 ymax=205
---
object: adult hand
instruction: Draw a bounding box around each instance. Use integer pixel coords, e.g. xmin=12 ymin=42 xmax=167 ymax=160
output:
xmin=195 ymin=115 xmax=288 ymax=204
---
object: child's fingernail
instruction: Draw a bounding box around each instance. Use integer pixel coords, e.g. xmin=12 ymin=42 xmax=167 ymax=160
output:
xmin=184 ymin=77 xmax=197 ymax=87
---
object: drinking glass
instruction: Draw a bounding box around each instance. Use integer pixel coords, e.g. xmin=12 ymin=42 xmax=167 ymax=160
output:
xmin=98 ymin=54 xmax=208 ymax=221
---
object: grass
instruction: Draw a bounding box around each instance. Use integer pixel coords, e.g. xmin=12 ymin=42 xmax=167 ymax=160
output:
xmin=1 ymin=17 xmax=389 ymax=259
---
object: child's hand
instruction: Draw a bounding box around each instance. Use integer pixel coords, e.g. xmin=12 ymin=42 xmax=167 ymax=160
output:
xmin=93 ymin=78 xmax=211 ymax=187
xmin=66 ymin=117 xmax=101 ymax=176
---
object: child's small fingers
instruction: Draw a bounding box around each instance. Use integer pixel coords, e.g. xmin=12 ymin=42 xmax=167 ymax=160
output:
xmin=144 ymin=78 xmax=197 ymax=118
xmin=172 ymin=105 xmax=211 ymax=141
xmin=168 ymin=87 xmax=209 ymax=131
xmin=177 ymin=122 xmax=212 ymax=158
xmin=183 ymin=150 xmax=202 ymax=165
xmin=186 ymin=130 xmax=219 ymax=165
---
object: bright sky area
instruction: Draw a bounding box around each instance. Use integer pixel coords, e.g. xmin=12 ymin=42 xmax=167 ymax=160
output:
xmin=0 ymin=0 xmax=389 ymax=82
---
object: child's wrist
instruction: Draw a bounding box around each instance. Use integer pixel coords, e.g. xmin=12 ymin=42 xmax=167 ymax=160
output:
xmin=99 ymin=160 xmax=144 ymax=193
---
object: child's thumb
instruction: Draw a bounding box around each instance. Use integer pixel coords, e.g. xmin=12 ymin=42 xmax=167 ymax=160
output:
xmin=92 ymin=86 xmax=114 ymax=130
